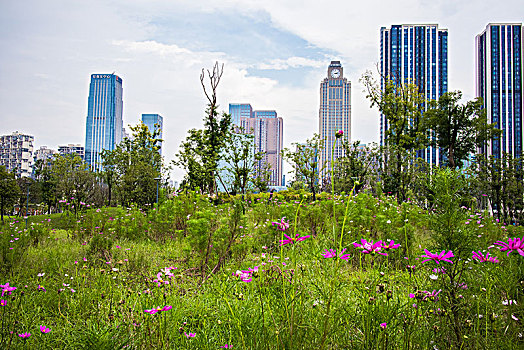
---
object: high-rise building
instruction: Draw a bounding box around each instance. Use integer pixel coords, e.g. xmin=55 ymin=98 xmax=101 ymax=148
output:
xmin=476 ymin=23 xmax=523 ymax=159
xmin=380 ymin=24 xmax=448 ymax=165
xmin=58 ymin=144 xmax=85 ymax=160
xmin=84 ymin=73 xmax=123 ymax=171
xmin=141 ymin=114 xmax=163 ymax=155
xmin=319 ymin=61 xmax=351 ymax=180
xmin=229 ymin=104 xmax=284 ymax=187
xmin=0 ymin=131 xmax=34 ymax=178
xmin=33 ymin=146 xmax=57 ymax=162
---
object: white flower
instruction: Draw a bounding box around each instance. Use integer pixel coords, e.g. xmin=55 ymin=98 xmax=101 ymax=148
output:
xmin=386 ymin=220 xmax=391 ymax=224
xmin=37 ymin=273 xmax=45 ymax=277
xmin=511 ymin=314 xmax=519 ymax=321
xmin=429 ymin=274 xmax=438 ymax=280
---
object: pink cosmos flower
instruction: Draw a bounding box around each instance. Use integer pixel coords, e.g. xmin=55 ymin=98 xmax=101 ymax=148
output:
xmin=18 ymin=332 xmax=31 ymax=338
xmin=420 ymin=249 xmax=454 ymax=264
xmin=153 ymin=272 xmax=170 ymax=287
xmin=161 ymin=305 xmax=172 ymax=312
xmin=322 ymin=248 xmax=351 ymax=260
xmin=221 ymin=345 xmax=232 ymax=348
xmin=493 ymin=236 xmax=524 ymax=257
xmin=382 ymin=240 xmax=401 ymax=251
xmin=380 ymin=322 xmax=387 ymax=329
xmin=280 ymin=233 xmax=310 ymax=246
xmin=335 ymin=130 xmax=344 ymax=138
xmin=184 ymin=332 xmax=196 ymax=338
xmin=472 ymin=251 xmax=499 ymax=263
xmin=0 ymin=282 xmax=16 ymax=296
xmin=272 ymin=217 xmax=290 ymax=231
xmin=40 ymin=325 xmax=51 ymax=333
xmin=353 ymin=239 xmax=387 ymax=256
xmin=0 ymin=300 xmax=6 ymax=306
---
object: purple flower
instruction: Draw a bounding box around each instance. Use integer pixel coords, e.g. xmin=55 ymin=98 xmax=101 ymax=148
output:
xmin=493 ymin=236 xmax=524 ymax=257
xmin=322 ymin=248 xmax=350 ymax=260
xmin=144 ymin=307 xmax=161 ymax=315
xmin=184 ymin=332 xmax=196 ymax=338
xmin=221 ymin=345 xmax=232 ymax=348
xmin=0 ymin=299 xmax=6 ymax=306
xmin=153 ymin=272 xmax=170 ymax=287
xmin=0 ymin=282 xmax=16 ymax=296
xmin=272 ymin=217 xmax=289 ymax=231
xmin=280 ymin=233 xmax=310 ymax=246
xmin=472 ymin=251 xmax=499 ymax=263
xmin=335 ymin=130 xmax=344 ymax=138
xmin=40 ymin=325 xmax=51 ymax=333
xmin=420 ymin=249 xmax=454 ymax=264
xmin=382 ymin=239 xmax=401 ymax=251
xmin=380 ymin=322 xmax=387 ymax=329
xmin=18 ymin=332 xmax=31 ymax=339
xmin=353 ymin=239 xmax=387 ymax=256
xmin=161 ymin=305 xmax=172 ymax=312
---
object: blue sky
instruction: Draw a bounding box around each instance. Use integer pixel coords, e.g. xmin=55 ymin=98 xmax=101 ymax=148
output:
xmin=0 ymin=0 xmax=522 ymax=181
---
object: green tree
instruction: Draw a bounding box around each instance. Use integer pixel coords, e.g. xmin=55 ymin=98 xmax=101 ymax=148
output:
xmin=174 ymin=62 xmax=231 ymax=194
xmin=361 ymin=71 xmax=428 ymax=200
xmin=33 ymin=158 xmax=59 ymax=214
xmin=102 ymin=122 xmax=163 ymax=208
xmin=282 ymin=134 xmax=324 ymax=201
xmin=333 ymin=141 xmax=379 ymax=194
xmin=423 ymin=91 xmax=499 ymax=169
xmin=0 ymin=166 xmax=20 ymax=223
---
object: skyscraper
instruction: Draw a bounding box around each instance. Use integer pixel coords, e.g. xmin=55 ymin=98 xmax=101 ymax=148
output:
xmin=476 ymin=23 xmax=523 ymax=159
xmin=85 ymin=73 xmax=123 ymax=171
xmin=318 ymin=61 xmax=351 ymax=180
xmin=141 ymin=114 xmax=164 ymax=155
xmin=380 ymin=24 xmax=448 ymax=165
xmin=229 ymin=104 xmax=284 ymax=187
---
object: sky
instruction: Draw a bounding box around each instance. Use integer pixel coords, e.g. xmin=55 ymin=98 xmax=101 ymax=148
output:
xmin=0 ymin=0 xmax=522 ymax=182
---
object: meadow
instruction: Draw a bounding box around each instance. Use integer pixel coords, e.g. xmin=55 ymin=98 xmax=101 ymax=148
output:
xmin=1 ymin=181 xmax=523 ymax=349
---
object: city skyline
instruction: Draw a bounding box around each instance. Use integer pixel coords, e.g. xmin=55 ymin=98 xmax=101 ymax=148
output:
xmin=1 ymin=0 xmax=523 ymax=181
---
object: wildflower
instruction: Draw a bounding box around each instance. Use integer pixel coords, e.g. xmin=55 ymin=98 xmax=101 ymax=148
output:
xmin=493 ymin=236 xmax=524 ymax=257
xmin=40 ymin=325 xmax=51 ymax=333
xmin=322 ymin=248 xmax=351 ymax=260
xmin=502 ymin=300 xmax=517 ymax=306
xmin=421 ymin=249 xmax=454 ymax=264
xmin=153 ymin=272 xmax=169 ymax=287
xmin=280 ymin=233 xmax=310 ymax=246
xmin=161 ymin=305 xmax=172 ymax=312
xmin=512 ymin=314 xmax=519 ymax=321
xmin=0 ymin=282 xmax=16 ymax=296
xmin=380 ymin=322 xmax=387 ymax=329
xmin=184 ymin=332 xmax=196 ymax=338
xmin=37 ymin=285 xmax=46 ymax=292
xmin=0 ymin=300 xmax=6 ymax=306
xmin=37 ymin=273 xmax=45 ymax=277
xmin=382 ymin=240 xmax=400 ymax=251
xmin=221 ymin=345 xmax=232 ymax=348
xmin=272 ymin=217 xmax=290 ymax=231
xmin=472 ymin=251 xmax=499 ymax=263
xmin=18 ymin=332 xmax=31 ymax=338
xmin=335 ymin=130 xmax=344 ymax=138
xmin=429 ymin=274 xmax=438 ymax=280
xmin=353 ymin=239 xmax=387 ymax=256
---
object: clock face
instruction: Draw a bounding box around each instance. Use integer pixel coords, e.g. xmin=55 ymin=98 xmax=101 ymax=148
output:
xmin=331 ymin=69 xmax=341 ymax=78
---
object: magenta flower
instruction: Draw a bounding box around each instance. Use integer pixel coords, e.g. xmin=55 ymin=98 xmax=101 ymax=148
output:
xmin=161 ymin=305 xmax=172 ymax=312
xmin=380 ymin=322 xmax=387 ymax=329
xmin=144 ymin=307 xmax=161 ymax=315
xmin=272 ymin=217 xmax=290 ymax=231
xmin=221 ymin=345 xmax=232 ymax=348
xmin=18 ymin=332 xmax=31 ymax=339
xmin=335 ymin=130 xmax=344 ymax=138
xmin=0 ymin=282 xmax=16 ymax=296
xmin=40 ymin=325 xmax=51 ymax=333
xmin=153 ymin=272 xmax=170 ymax=287
xmin=353 ymin=239 xmax=387 ymax=256
xmin=382 ymin=240 xmax=401 ymax=251
xmin=493 ymin=236 xmax=524 ymax=257
xmin=280 ymin=233 xmax=310 ymax=246
xmin=0 ymin=300 xmax=6 ymax=306
xmin=322 ymin=248 xmax=351 ymax=260
xmin=472 ymin=251 xmax=499 ymax=263
xmin=184 ymin=332 xmax=196 ymax=338
xmin=420 ymin=249 xmax=454 ymax=264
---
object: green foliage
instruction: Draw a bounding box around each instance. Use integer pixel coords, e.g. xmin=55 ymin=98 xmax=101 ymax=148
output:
xmin=0 ymin=166 xmax=20 ymax=223
xmin=423 ymin=91 xmax=499 ymax=169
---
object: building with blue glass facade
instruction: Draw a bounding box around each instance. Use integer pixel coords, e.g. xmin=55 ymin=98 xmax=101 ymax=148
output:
xmin=476 ymin=23 xmax=523 ymax=159
xmin=226 ymin=103 xmax=283 ymax=187
xmin=318 ymin=61 xmax=351 ymax=180
xmin=84 ymin=74 xmax=123 ymax=171
xmin=380 ymin=24 xmax=448 ymax=165
xmin=141 ymin=114 xmax=163 ymax=156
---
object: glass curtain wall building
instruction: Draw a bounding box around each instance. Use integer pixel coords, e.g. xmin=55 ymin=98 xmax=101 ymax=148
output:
xmin=380 ymin=24 xmax=448 ymax=165
xmin=85 ymin=74 xmax=123 ymax=171
xmin=141 ymin=114 xmax=164 ymax=156
xmin=318 ymin=61 xmax=351 ymax=180
xmin=476 ymin=23 xmax=523 ymax=159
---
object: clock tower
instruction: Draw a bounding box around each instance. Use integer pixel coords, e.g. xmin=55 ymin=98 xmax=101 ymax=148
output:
xmin=318 ymin=61 xmax=351 ymax=181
